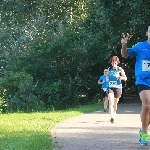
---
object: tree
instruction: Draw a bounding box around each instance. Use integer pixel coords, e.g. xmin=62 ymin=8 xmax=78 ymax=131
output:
xmin=1 ymin=0 xmax=150 ymax=112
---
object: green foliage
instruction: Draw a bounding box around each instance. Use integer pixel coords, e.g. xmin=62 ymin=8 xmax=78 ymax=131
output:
xmin=1 ymin=0 xmax=150 ymax=112
xmin=0 ymin=72 xmax=43 ymax=113
xmin=47 ymin=79 xmax=77 ymax=110
xmin=0 ymin=97 xmax=4 ymax=113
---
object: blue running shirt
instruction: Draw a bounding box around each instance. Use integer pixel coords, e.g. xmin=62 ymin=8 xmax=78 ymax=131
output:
xmin=108 ymin=67 xmax=122 ymax=88
xmin=98 ymin=75 xmax=108 ymax=89
xmin=127 ymin=40 xmax=150 ymax=86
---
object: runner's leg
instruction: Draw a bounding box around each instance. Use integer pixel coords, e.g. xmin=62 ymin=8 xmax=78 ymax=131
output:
xmin=139 ymin=90 xmax=150 ymax=132
xmin=109 ymin=92 xmax=114 ymax=118
xmin=104 ymin=96 xmax=108 ymax=109
xmin=114 ymin=98 xmax=119 ymax=111
xmin=138 ymin=90 xmax=150 ymax=145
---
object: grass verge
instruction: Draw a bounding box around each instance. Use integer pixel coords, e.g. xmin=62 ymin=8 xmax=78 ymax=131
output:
xmin=0 ymin=102 xmax=103 ymax=150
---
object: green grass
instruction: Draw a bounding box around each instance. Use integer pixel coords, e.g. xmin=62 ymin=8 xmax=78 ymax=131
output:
xmin=0 ymin=102 xmax=103 ymax=150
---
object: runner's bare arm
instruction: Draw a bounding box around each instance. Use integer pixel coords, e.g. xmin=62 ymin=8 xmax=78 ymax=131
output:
xmin=119 ymin=68 xmax=127 ymax=81
xmin=98 ymin=80 xmax=104 ymax=84
xmin=121 ymin=33 xmax=129 ymax=58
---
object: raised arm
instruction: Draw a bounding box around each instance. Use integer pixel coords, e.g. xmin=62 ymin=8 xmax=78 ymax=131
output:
xmin=121 ymin=33 xmax=129 ymax=58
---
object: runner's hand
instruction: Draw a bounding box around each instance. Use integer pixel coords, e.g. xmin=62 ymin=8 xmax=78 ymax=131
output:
xmin=113 ymin=74 xmax=120 ymax=78
xmin=121 ymin=33 xmax=129 ymax=45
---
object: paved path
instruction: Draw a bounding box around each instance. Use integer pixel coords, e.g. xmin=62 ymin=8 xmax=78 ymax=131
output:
xmin=51 ymin=104 xmax=150 ymax=150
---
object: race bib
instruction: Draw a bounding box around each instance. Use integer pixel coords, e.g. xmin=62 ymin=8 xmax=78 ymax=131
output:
xmin=142 ymin=60 xmax=150 ymax=71
xmin=109 ymin=81 xmax=117 ymax=87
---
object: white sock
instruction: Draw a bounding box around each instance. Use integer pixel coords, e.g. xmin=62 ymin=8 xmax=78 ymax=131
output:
xmin=112 ymin=112 xmax=116 ymax=119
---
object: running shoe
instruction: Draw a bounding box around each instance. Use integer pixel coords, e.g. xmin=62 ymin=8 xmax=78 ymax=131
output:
xmin=103 ymin=108 xmax=106 ymax=112
xmin=118 ymin=103 xmax=122 ymax=106
xmin=139 ymin=130 xmax=149 ymax=146
xmin=110 ymin=118 xmax=114 ymax=123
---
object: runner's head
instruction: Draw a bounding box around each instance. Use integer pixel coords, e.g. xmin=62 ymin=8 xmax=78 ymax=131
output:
xmin=109 ymin=56 xmax=120 ymax=68
xmin=104 ymin=69 xmax=108 ymax=75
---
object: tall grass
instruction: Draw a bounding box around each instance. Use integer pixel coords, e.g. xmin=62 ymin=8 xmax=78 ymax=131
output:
xmin=0 ymin=103 xmax=103 ymax=150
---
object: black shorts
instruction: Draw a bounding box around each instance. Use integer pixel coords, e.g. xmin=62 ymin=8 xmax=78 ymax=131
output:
xmin=101 ymin=89 xmax=108 ymax=98
xmin=137 ymin=84 xmax=150 ymax=94
xmin=107 ymin=88 xmax=122 ymax=98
